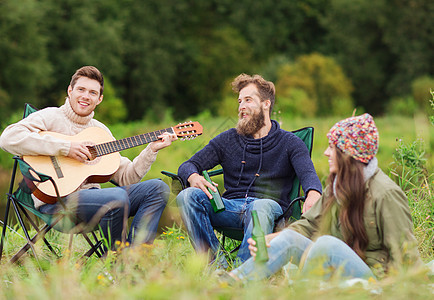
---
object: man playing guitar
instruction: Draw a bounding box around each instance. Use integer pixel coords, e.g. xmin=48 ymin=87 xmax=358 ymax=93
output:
xmin=0 ymin=66 xmax=177 ymax=251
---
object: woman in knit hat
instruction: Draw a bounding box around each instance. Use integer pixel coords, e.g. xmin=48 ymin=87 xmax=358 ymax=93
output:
xmin=225 ymin=113 xmax=422 ymax=282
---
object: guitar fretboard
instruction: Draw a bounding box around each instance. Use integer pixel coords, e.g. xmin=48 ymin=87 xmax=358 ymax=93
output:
xmin=91 ymin=127 xmax=174 ymax=157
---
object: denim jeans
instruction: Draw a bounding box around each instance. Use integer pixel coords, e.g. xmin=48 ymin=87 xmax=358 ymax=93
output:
xmin=231 ymin=229 xmax=375 ymax=280
xmin=39 ymin=179 xmax=169 ymax=247
xmin=176 ymin=187 xmax=283 ymax=263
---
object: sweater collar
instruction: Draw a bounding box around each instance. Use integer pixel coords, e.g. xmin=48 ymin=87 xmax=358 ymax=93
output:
xmin=61 ymin=98 xmax=94 ymax=125
xmin=238 ymin=120 xmax=280 ymax=151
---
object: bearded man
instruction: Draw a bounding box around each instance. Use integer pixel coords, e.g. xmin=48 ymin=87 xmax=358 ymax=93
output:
xmin=176 ymin=74 xmax=322 ymax=266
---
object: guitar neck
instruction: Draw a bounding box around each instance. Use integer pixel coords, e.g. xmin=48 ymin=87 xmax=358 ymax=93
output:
xmin=91 ymin=127 xmax=174 ymax=157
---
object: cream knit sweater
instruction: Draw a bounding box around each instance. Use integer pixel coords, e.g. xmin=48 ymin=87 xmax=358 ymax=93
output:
xmin=0 ymin=99 xmax=158 ymax=208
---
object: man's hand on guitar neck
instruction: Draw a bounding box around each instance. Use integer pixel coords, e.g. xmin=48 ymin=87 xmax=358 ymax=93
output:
xmin=67 ymin=132 xmax=176 ymax=162
xmin=68 ymin=142 xmax=93 ymax=162
xmin=149 ymin=132 xmax=177 ymax=153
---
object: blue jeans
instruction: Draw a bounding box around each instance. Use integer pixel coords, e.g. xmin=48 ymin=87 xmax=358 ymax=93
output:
xmin=39 ymin=179 xmax=169 ymax=247
xmin=176 ymin=187 xmax=283 ymax=262
xmin=231 ymin=229 xmax=375 ymax=280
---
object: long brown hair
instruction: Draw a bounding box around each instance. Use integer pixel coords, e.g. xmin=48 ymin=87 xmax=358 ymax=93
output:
xmin=323 ymin=148 xmax=369 ymax=260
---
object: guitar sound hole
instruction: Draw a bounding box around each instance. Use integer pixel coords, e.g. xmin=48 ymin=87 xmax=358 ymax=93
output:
xmin=84 ymin=142 xmax=100 ymax=164
xmin=84 ymin=156 xmax=101 ymax=165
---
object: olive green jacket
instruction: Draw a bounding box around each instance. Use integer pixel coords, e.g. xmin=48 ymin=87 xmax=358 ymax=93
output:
xmin=288 ymin=168 xmax=422 ymax=277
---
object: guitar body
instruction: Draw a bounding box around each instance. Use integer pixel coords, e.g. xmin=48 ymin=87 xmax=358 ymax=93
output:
xmin=23 ymin=127 xmax=121 ymax=203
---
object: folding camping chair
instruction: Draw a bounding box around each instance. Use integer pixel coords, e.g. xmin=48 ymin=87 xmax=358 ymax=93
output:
xmin=0 ymin=103 xmax=103 ymax=264
xmin=161 ymin=126 xmax=315 ymax=253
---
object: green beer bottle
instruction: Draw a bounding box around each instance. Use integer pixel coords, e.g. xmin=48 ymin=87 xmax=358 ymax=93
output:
xmin=202 ymin=170 xmax=225 ymax=213
xmin=251 ymin=210 xmax=269 ymax=263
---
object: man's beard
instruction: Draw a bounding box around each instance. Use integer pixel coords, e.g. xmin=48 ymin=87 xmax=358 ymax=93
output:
xmin=236 ymin=107 xmax=266 ymax=137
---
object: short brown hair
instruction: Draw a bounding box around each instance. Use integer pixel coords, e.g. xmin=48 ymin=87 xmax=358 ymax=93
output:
xmin=231 ymin=73 xmax=275 ymax=114
xmin=70 ymin=66 xmax=104 ymax=95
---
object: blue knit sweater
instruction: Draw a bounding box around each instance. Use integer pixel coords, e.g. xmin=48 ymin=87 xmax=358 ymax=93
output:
xmin=178 ymin=120 xmax=322 ymax=212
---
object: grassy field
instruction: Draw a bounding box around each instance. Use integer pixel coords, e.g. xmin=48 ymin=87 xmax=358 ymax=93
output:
xmin=0 ymin=113 xmax=433 ymax=299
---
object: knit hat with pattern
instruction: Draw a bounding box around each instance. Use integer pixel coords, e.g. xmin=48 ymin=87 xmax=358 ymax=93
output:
xmin=327 ymin=113 xmax=379 ymax=163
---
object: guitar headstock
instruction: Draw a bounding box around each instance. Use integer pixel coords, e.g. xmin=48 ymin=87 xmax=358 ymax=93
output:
xmin=173 ymin=121 xmax=203 ymax=140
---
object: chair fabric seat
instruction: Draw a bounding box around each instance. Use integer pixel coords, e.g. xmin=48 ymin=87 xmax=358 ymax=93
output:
xmin=13 ymin=189 xmax=82 ymax=233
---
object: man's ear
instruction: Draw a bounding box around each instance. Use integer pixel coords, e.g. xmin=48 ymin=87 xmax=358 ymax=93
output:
xmin=67 ymin=85 xmax=72 ymax=97
xmin=96 ymin=94 xmax=103 ymax=106
xmin=263 ymin=99 xmax=271 ymax=110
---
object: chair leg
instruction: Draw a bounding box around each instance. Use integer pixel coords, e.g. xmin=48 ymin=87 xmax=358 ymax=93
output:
xmin=82 ymin=240 xmax=103 ymax=258
xmin=16 ymin=203 xmax=60 ymax=258
xmin=9 ymin=213 xmax=63 ymax=264
xmin=0 ymin=197 xmax=12 ymax=261
xmin=68 ymin=234 xmax=74 ymax=258
xmin=1 ymin=161 xmax=20 ymax=262
xmin=9 ymin=223 xmax=52 ymax=264
xmin=81 ymin=233 xmax=103 ymax=258
xmin=229 ymin=243 xmax=241 ymax=254
xmin=11 ymin=199 xmax=40 ymax=262
xmin=91 ymin=231 xmax=104 ymax=257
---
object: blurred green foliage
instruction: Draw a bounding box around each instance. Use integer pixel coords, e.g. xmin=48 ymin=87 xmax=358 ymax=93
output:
xmin=0 ymin=0 xmax=433 ymax=125
xmin=387 ymin=96 xmax=419 ymax=117
xmin=276 ymin=53 xmax=354 ymax=117
xmin=412 ymin=76 xmax=434 ymax=113
xmin=95 ymin=79 xmax=127 ymax=125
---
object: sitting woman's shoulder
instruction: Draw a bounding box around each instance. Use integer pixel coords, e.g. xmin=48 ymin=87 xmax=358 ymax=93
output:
xmin=368 ymin=168 xmax=407 ymax=203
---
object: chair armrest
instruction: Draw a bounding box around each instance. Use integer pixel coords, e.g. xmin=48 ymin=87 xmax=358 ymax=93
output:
xmin=109 ymin=179 xmax=120 ymax=187
xmin=275 ymin=196 xmax=306 ymax=227
xmin=161 ymin=171 xmax=185 ymax=190
xmin=207 ymin=169 xmax=223 ymax=177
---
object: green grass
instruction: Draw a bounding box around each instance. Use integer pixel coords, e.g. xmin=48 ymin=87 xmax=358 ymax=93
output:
xmin=0 ymin=224 xmax=432 ymax=299
xmin=0 ymin=114 xmax=433 ymax=299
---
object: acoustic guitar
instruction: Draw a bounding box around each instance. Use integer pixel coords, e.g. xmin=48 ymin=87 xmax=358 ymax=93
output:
xmin=23 ymin=122 xmax=202 ymax=204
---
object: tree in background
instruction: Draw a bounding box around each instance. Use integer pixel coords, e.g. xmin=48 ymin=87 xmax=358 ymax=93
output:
xmin=95 ymin=78 xmax=127 ymax=125
xmin=321 ymin=0 xmax=434 ymax=115
xmin=411 ymin=76 xmax=434 ymax=114
xmin=0 ymin=0 xmax=433 ymax=122
xmin=321 ymin=0 xmax=391 ymax=114
xmin=228 ymin=0 xmax=329 ymax=60
xmin=276 ymin=53 xmax=354 ymax=117
xmin=120 ymin=0 xmax=185 ymax=121
xmin=0 ymin=0 xmax=52 ymax=124
xmin=41 ymin=0 xmax=125 ymax=108
xmin=380 ymin=0 xmax=434 ymax=98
